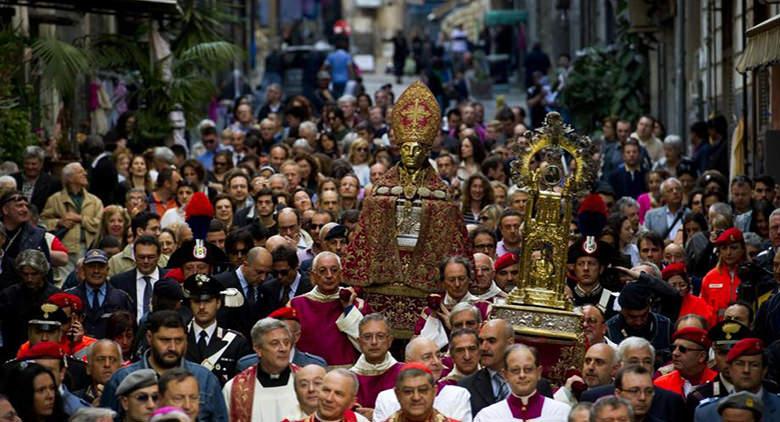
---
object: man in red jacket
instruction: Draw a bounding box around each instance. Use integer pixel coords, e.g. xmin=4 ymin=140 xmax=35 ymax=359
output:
xmin=654 ymin=327 xmax=717 ymax=397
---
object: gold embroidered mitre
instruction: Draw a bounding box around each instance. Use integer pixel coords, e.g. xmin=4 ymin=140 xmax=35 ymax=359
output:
xmin=390 ymin=81 xmax=441 ymax=147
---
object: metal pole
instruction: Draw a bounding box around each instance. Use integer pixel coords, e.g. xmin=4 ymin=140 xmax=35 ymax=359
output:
xmin=741 ymin=0 xmax=749 ymax=175
xmin=676 ymin=0 xmax=686 ymax=146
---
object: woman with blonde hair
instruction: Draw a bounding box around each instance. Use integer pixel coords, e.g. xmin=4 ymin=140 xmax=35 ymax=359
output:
xmin=478 ymin=204 xmax=503 ymax=233
xmin=113 ymin=148 xmax=133 ymax=181
xmin=95 ymin=205 xmax=131 ymax=248
xmin=347 ymin=138 xmax=372 ymax=187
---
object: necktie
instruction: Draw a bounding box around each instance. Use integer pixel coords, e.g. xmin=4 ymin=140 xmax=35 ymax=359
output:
xmin=248 ymin=285 xmax=259 ymax=306
xmin=92 ymin=288 xmax=101 ymax=309
xmin=142 ymin=276 xmax=152 ymax=316
xmin=198 ymin=331 xmax=208 ymax=356
xmin=494 ymin=372 xmax=509 ymax=400
xmin=281 ymin=285 xmax=291 ymax=303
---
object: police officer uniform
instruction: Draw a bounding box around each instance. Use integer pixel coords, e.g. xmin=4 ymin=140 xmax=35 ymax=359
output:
xmin=686 ymin=320 xmax=766 ymax=419
xmin=183 ymin=273 xmax=252 ymax=386
xmin=567 ymin=237 xmax=619 ymax=320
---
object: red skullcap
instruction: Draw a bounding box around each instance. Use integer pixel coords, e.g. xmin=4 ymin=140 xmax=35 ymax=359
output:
xmin=269 ymin=306 xmax=299 ymax=322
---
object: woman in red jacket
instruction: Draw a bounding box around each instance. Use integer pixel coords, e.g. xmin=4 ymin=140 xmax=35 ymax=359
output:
xmin=700 ymin=227 xmax=745 ymax=320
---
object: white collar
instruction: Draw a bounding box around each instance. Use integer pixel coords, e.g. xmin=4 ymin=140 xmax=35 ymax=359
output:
xmin=193 ymin=320 xmax=217 ymax=341
xmin=350 ymin=352 xmax=398 ymax=375
xmin=475 ymin=282 xmax=506 ymax=301
xmin=444 ymin=292 xmax=478 ymax=306
xmin=137 ymin=268 xmax=160 ymax=282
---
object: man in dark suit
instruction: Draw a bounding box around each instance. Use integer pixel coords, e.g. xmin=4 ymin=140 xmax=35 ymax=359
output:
xmin=83 ymin=135 xmax=119 ymax=205
xmin=184 ymin=273 xmax=252 ymax=386
xmin=608 ymin=138 xmax=647 ymax=199
xmin=214 ymin=246 xmax=275 ymax=339
xmin=262 ymin=244 xmax=313 ymax=307
xmin=109 ymin=235 xmax=164 ymax=323
xmin=235 ymin=306 xmax=327 ymax=372
xmin=66 ymin=249 xmax=133 ymax=338
xmin=12 ymin=146 xmax=61 ymax=212
xmin=580 ymin=336 xmax=685 ymax=421
xmin=458 ymin=319 xmax=515 ymax=415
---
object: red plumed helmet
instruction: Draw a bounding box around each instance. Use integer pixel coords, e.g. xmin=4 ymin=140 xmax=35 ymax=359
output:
xmin=185 ymin=192 xmax=213 ymax=219
xmin=577 ymin=193 xmax=608 ymax=237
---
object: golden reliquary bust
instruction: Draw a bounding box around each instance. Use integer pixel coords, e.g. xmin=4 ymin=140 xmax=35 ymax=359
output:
xmin=343 ymin=81 xmax=469 ymax=293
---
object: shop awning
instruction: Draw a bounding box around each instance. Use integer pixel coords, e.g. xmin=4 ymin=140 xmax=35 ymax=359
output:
xmin=484 ymin=9 xmax=527 ymax=26
xmin=2 ymin=0 xmax=180 ymax=17
xmin=736 ymin=14 xmax=780 ymax=73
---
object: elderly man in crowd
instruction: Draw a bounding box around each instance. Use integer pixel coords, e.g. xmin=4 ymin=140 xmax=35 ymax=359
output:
xmin=290 ymin=252 xmax=369 ymax=366
xmin=439 ymin=328 xmax=481 ymax=387
xmin=290 ymin=369 xmax=371 ymax=422
xmin=373 ymin=336 xmax=472 ymax=422
xmin=223 ymin=317 xmax=299 ymax=421
xmin=116 ymin=368 xmax=159 ymax=422
xmin=290 ymin=364 xmax=328 ymax=419
xmin=350 ymin=313 xmax=401 ymax=415
xmin=42 ymin=162 xmax=103 ymax=266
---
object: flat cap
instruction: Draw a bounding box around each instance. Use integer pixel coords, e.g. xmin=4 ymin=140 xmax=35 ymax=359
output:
xmin=116 ymin=369 xmax=158 ymax=396
xmin=717 ymin=391 xmax=763 ymax=416
xmin=324 ymin=224 xmax=348 ymax=241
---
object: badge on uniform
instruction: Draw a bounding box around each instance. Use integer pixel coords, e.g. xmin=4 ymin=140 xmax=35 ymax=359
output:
xmin=193 ymin=240 xmax=207 ymax=259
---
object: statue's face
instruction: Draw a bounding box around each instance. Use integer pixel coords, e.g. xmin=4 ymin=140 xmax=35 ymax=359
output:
xmin=400 ymin=142 xmax=428 ymax=170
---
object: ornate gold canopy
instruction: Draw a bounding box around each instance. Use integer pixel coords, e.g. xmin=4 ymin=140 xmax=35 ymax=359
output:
xmin=390 ymin=81 xmax=441 ymax=147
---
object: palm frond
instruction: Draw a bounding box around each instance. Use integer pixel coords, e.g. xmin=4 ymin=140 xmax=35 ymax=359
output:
xmin=177 ymin=41 xmax=241 ymax=69
xmin=30 ymin=36 xmax=91 ymax=97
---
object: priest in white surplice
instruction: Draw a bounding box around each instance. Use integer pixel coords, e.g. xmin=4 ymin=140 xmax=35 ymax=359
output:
xmin=223 ymin=317 xmax=300 ymax=421
xmin=373 ymin=336 xmax=472 ymax=422
xmin=474 ymin=345 xmax=570 ymax=422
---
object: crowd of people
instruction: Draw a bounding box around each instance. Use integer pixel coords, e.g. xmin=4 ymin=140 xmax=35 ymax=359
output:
xmin=0 ymin=70 xmax=777 ymax=422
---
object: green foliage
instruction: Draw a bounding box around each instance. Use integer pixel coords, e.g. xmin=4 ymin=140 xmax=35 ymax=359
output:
xmin=0 ymin=26 xmax=35 ymax=162
xmin=559 ymin=0 xmax=654 ymax=134
xmin=31 ymin=36 xmax=91 ymax=99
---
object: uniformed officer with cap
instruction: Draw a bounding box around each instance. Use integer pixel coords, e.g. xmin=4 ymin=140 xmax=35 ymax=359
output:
xmin=567 ymin=236 xmax=619 ymax=320
xmin=168 ymin=239 xmax=230 ymax=280
xmin=183 ymin=273 xmax=251 ymax=385
xmin=686 ymin=320 xmax=755 ymax=418
xmin=717 ymin=391 xmax=763 ymax=421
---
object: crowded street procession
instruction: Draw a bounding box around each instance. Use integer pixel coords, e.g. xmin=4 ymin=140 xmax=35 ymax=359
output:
xmin=2 ymin=0 xmax=780 ymax=421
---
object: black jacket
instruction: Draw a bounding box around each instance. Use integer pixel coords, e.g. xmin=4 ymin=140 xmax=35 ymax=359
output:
xmin=458 ymin=368 xmax=553 ymax=416
xmin=260 ymin=271 xmax=313 ymax=307
xmin=214 ymin=269 xmax=276 ymax=339
xmin=66 ymin=282 xmax=133 ymax=338
xmin=110 ymin=267 xmax=164 ymax=322
xmin=88 ymin=155 xmax=119 ymax=205
xmin=11 ymin=172 xmax=61 ymax=212
xmin=581 ymin=383 xmax=685 ymax=421
xmin=0 ymin=283 xmax=60 ymax=359
xmin=186 ymin=323 xmax=253 ymax=386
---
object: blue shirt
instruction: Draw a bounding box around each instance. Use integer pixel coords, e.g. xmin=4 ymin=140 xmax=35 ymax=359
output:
xmin=100 ymin=352 xmax=228 ymax=422
xmin=326 ymin=49 xmax=352 ymax=83
xmin=86 ymin=283 xmax=107 ymax=308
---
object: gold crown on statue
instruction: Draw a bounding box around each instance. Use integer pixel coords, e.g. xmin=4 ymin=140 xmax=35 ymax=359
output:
xmin=390 ymin=81 xmax=440 ymax=147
